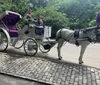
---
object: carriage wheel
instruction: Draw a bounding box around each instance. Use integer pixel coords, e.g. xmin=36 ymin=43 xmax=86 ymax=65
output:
xmin=24 ymin=38 xmax=38 ymax=56
xmin=39 ymin=43 xmax=51 ymax=53
xmin=0 ymin=30 xmax=8 ymax=51
xmin=14 ymin=40 xmax=24 ymax=49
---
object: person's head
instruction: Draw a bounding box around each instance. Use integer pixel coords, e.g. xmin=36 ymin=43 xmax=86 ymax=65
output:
xmin=31 ymin=14 xmax=34 ymax=18
xmin=27 ymin=9 xmax=32 ymax=14
xmin=38 ymin=14 xmax=42 ymax=19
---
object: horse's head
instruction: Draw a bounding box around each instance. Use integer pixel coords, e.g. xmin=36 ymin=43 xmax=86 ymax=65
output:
xmin=95 ymin=27 xmax=100 ymax=34
xmin=84 ymin=26 xmax=98 ymax=41
xmin=95 ymin=27 xmax=100 ymax=41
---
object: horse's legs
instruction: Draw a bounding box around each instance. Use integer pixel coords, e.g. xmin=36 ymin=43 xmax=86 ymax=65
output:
xmin=57 ymin=39 xmax=64 ymax=60
xmin=79 ymin=43 xmax=89 ymax=64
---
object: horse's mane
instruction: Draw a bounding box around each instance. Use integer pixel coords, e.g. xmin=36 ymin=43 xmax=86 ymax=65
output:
xmin=84 ymin=26 xmax=97 ymax=30
xmin=81 ymin=26 xmax=97 ymax=33
xmin=62 ymin=26 xmax=98 ymax=32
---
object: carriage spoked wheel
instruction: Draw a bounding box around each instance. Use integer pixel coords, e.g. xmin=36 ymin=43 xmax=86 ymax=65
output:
xmin=14 ymin=40 xmax=24 ymax=49
xmin=24 ymin=38 xmax=38 ymax=56
xmin=0 ymin=30 xmax=8 ymax=51
xmin=39 ymin=42 xmax=51 ymax=53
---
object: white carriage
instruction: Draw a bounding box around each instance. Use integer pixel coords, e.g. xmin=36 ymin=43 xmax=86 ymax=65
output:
xmin=0 ymin=11 xmax=54 ymax=56
xmin=0 ymin=11 xmax=39 ymax=56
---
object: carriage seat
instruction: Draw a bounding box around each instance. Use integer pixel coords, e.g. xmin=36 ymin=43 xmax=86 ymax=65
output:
xmin=35 ymin=26 xmax=44 ymax=35
xmin=6 ymin=25 xmax=18 ymax=37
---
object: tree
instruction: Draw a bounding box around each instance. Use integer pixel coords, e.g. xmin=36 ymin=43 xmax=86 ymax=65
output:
xmin=1 ymin=0 xmax=100 ymax=38
xmin=0 ymin=0 xmax=29 ymax=15
xmin=33 ymin=4 xmax=69 ymax=38
xmin=59 ymin=0 xmax=99 ymax=29
xmin=0 ymin=0 xmax=12 ymax=13
xmin=29 ymin=0 xmax=48 ymax=9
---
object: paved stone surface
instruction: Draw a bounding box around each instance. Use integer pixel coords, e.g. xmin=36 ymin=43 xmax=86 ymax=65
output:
xmin=0 ymin=49 xmax=100 ymax=85
xmin=0 ymin=73 xmax=46 ymax=85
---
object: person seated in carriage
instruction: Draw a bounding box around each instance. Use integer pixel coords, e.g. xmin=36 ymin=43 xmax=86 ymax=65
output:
xmin=25 ymin=9 xmax=34 ymax=24
xmin=24 ymin=11 xmax=45 ymax=36
xmin=34 ymin=14 xmax=45 ymax=36
xmin=12 ymin=10 xmax=34 ymax=46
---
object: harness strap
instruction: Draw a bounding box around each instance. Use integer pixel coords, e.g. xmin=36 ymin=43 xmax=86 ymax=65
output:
xmin=59 ymin=29 xmax=63 ymax=38
xmin=74 ymin=30 xmax=79 ymax=39
xmin=57 ymin=29 xmax=68 ymax=41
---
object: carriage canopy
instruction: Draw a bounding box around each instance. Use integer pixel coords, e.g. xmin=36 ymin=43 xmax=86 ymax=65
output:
xmin=0 ymin=11 xmax=22 ymax=37
xmin=0 ymin=11 xmax=22 ymax=25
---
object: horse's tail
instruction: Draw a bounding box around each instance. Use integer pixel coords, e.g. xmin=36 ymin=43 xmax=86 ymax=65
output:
xmin=56 ymin=29 xmax=62 ymax=41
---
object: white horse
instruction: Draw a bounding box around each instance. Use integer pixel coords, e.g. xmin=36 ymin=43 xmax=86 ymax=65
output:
xmin=56 ymin=26 xmax=100 ymax=64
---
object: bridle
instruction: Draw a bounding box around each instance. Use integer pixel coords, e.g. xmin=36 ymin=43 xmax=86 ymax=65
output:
xmin=95 ymin=26 xmax=100 ymax=41
xmin=85 ymin=26 xmax=100 ymax=42
xmin=82 ymin=26 xmax=98 ymax=42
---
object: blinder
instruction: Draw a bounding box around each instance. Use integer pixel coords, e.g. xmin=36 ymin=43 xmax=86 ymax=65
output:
xmin=74 ymin=30 xmax=79 ymax=39
xmin=95 ymin=27 xmax=100 ymax=42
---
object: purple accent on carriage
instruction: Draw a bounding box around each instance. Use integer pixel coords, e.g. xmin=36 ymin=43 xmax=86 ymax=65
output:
xmin=6 ymin=25 xmax=18 ymax=37
xmin=1 ymin=11 xmax=21 ymax=37
xmin=96 ymin=13 xmax=100 ymax=26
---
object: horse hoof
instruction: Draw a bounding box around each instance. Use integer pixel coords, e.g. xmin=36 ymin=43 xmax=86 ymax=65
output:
xmin=79 ymin=61 xmax=84 ymax=64
xmin=58 ymin=57 xmax=62 ymax=60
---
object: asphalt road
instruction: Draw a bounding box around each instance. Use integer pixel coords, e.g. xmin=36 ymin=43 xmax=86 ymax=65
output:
xmin=48 ymin=43 xmax=100 ymax=68
xmin=6 ymin=42 xmax=100 ymax=68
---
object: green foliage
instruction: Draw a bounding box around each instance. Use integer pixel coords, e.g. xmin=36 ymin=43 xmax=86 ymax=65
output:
xmin=89 ymin=20 xmax=96 ymax=27
xmin=95 ymin=2 xmax=100 ymax=13
xmin=0 ymin=0 xmax=12 ymax=13
xmin=0 ymin=0 xmax=29 ymax=15
xmin=59 ymin=0 xmax=99 ymax=29
xmin=29 ymin=0 xmax=48 ymax=9
xmin=11 ymin=0 xmax=29 ymax=15
xmin=1 ymin=0 xmax=100 ymax=38
xmin=34 ymin=7 xmax=68 ymax=27
xmin=33 ymin=5 xmax=68 ymax=38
